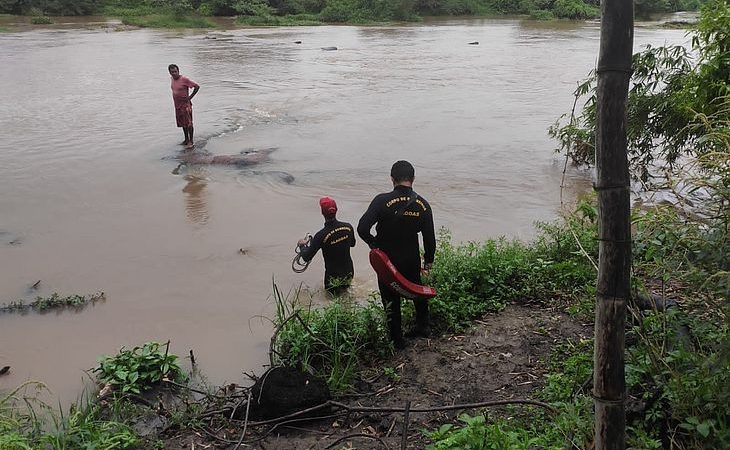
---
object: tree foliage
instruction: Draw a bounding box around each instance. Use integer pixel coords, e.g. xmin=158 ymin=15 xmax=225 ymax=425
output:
xmin=0 ymin=0 xmax=701 ymax=19
xmin=551 ymin=0 xmax=730 ymax=180
xmin=551 ymin=0 xmax=729 ymax=295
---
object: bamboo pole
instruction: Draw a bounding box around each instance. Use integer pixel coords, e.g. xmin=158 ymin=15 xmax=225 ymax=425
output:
xmin=594 ymin=0 xmax=634 ymax=448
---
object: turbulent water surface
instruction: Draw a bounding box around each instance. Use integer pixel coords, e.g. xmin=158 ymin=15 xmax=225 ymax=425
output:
xmin=0 ymin=16 xmax=690 ymax=403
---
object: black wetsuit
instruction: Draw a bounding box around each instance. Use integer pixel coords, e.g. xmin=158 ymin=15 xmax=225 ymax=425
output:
xmin=300 ymin=218 xmax=356 ymax=295
xmin=357 ymin=185 xmax=436 ymax=343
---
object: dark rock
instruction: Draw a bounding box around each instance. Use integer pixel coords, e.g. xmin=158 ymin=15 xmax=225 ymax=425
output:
xmin=468 ymin=41 xmax=479 ymax=45
xmin=631 ymin=292 xmax=677 ymax=311
xmin=244 ymin=367 xmax=331 ymax=420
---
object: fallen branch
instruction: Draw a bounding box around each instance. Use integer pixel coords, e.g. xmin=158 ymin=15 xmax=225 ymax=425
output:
xmin=328 ymin=398 xmax=557 ymax=414
xmin=235 ymin=397 xmax=555 ymax=429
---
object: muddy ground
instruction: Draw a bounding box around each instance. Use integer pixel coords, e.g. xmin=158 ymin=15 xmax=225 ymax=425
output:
xmin=157 ymin=303 xmax=592 ymax=449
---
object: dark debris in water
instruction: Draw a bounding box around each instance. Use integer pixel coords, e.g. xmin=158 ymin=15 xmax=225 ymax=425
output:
xmin=0 ymin=291 xmax=106 ymax=315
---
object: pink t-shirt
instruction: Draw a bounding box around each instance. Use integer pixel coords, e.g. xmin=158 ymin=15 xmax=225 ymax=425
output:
xmin=171 ymin=76 xmax=199 ymax=109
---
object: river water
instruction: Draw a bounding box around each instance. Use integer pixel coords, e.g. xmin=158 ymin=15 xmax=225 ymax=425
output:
xmin=0 ymin=17 xmax=689 ymax=403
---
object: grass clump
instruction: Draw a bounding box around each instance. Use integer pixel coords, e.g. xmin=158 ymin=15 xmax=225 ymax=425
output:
xmin=94 ymin=341 xmax=185 ymax=394
xmin=0 ymin=382 xmax=138 ymax=450
xmin=271 ymin=285 xmax=390 ymax=393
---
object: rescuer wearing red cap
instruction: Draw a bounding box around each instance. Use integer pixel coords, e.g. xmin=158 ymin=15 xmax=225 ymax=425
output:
xmin=357 ymin=160 xmax=436 ymax=349
xmin=297 ymin=197 xmax=356 ymax=295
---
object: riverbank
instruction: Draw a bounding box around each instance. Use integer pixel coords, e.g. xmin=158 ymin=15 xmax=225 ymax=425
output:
xmin=155 ymin=303 xmax=591 ymax=449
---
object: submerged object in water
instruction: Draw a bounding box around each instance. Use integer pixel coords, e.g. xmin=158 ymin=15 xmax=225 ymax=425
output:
xmin=176 ymin=147 xmax=277 ymax=167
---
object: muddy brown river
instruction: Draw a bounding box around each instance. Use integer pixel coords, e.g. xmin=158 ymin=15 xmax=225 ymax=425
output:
xmin=0 ymin=16 xmax=689 ymax=403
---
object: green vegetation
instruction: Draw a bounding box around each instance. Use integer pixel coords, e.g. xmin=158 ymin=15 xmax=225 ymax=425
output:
xmin=0 ymin=341 xmax=192 ymax=449
xmin=119 ymin=13 xmax=215 ymax=28
xmin=271 ymin=285 xmax=391 ymax=393
xmin=0 ymin=0 xmax=707 ymax=27
xmin=102 ymin=0 xmax=216 ymax=28
xmin=551 ymin=0 xmax=730 ymax=184
xmin=0 ymin=292 xmax=105 ymax=314
xmin=94 ymin=341 xmax=185 ymax=394
xmin=427 ymin=216 xmax=597 ymax=332
xmin=29 ymin=15 xmax=51 ymax=23
xmin=0 ymin=382 xmax=138 ymax=450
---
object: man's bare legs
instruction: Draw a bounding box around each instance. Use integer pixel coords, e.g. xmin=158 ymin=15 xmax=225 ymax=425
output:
xmin=181 ymin=127 xmax=194 ymax=148
xmin=186 ymin=126 xmax=194 ymax=149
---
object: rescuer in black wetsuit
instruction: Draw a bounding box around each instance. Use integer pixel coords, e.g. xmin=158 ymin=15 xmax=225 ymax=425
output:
xmin=357 ymin=160 xmax=436 ymax=349
xmin=298 ymin=197 xmax=356 ymax=296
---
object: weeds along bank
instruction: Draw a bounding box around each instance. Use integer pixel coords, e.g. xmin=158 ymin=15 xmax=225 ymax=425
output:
xmin=0 ymin=0 xmax=707 ymax=28
xmin=2 ymin=189 xmax=726 ymax=449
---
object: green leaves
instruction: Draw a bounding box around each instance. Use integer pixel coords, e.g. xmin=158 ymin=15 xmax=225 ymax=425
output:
xmin=94 ymin=341 xmax=185 ymax=395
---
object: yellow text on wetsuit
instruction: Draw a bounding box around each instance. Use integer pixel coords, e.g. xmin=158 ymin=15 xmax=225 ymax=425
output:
xmin=324 ymin=226 xmax=351 ymax=244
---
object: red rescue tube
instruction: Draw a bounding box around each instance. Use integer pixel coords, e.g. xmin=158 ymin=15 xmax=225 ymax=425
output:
xmin=369 ymin=249 xmax=437 ymax=299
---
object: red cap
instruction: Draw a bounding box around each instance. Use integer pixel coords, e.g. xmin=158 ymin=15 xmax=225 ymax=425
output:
xmin=320 ymin=196 xmax=337 ymax=216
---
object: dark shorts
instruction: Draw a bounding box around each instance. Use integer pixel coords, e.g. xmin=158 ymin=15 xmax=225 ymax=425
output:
xmin=175 ymin=104 xmax=193 ymax=128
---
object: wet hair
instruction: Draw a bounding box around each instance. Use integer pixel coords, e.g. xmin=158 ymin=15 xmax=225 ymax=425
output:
xmin=168 ymin=64 xmax=179 ymax=72
xmin=390 ymin=160 xmax=415 ymax=183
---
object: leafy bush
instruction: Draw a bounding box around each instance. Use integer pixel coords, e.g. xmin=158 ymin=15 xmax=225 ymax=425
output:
xmin=121 ymin=13 xmax=216 ymax=27
xmin=425 ymin=400 xmax=594 ymax=449
xmin=319 ymin=0 xmax=355 ymax=21
xmin=238 ymin=11 xmax=320 ymax=23
xmin=94 ymin=341 xmax=185 ymax=394
xmin=552 ymin=0 xmax=598 ymax=18
xmin=440 ymin=0 xmax=482 ymax=15
xmin=551 ymin=0 xmax=729 ymax=182
xmin=625 ymin=308 xmax=730 ymax=448
xmin=427 ymin=232 xmax=521 ymax=331
xmin=529 ymin=8 xmax=554 ymax=19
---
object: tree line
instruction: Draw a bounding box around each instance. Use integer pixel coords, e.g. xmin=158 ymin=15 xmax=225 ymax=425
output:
xmin=0 ymin=0 xmax=706 ymax=21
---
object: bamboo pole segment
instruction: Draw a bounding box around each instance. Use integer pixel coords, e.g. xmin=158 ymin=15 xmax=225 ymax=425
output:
xmin=594 ymin=0 xmax=634 ymax=448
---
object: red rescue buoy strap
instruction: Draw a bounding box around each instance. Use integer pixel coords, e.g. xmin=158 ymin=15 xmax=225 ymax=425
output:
xmin=369 ymin=248 xmax=437 ymax=299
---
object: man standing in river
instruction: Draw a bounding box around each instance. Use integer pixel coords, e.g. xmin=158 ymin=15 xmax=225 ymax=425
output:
xmin=169 ymin=64 xmax=199 ymax=149
xmin=297 ymin=197 xmax=356 ymax=296
xmin=358 ymin=160 xmax=436 ymax=349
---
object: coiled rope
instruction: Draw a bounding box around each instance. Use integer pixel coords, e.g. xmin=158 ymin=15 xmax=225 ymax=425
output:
xmin=291 ymin=234 xmax=312 ymax=273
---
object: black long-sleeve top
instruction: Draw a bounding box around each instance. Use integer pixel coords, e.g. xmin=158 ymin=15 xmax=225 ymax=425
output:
xmin=357 ymin=185 xmax=436 ymax=275
xmin=300 ymin=218 xmax=356 ymax=279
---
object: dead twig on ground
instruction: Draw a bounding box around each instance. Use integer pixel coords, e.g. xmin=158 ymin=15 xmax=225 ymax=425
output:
xmin=401 ymin=401 xmax=411 ymax=450
xmin=232 ymin=390 xmax=252 ymax=450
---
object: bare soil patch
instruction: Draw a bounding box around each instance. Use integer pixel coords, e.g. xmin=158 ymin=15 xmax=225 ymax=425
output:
xmin=160 ymin=303 xmax=591 ymax=449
